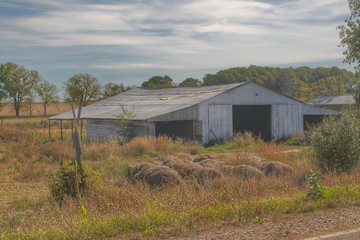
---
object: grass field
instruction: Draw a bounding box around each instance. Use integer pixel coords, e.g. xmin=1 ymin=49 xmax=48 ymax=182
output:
xmin=1 ymin=119 xmax=360 ymax=239
xmin=0 ymin=102 xmax=72 ymax=118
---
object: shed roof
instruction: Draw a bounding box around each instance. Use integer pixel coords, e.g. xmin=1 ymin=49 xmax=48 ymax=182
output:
xmin=50 ymin=82 xmax=247 ymax=120
xmin=308 ymin=94 xmax=356 ymax=105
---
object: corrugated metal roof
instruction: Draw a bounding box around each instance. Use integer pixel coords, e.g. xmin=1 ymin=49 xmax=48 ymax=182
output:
xmin=308 ymin=94 xmax=356 ymax=105
xmin=49 ymin=82 xmax=246 ymax=120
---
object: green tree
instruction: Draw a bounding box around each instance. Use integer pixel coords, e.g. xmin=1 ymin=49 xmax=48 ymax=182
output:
xmin=64 ymin=73 xmax=101 ymax=106
xmin=116 ymin=106 xmax=136 ymax=144
xmin=0 ymin=62 xmax=40 ymax=117
xmin=102 ymin=82 xmax=126 ymax=98
xmin=179 ymin=77 xmax=201 ymax=87
xmin=338 ymin=0 xmax=360 ymax=72
xmin=141 ymin=75 xmax=174 ymax=88
xmin=36 ymin=80 xmax=60 ymax=116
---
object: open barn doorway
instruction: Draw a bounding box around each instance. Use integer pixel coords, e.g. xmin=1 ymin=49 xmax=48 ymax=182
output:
xmin=303 ymin=115 xmax=326 ymax=131
xmin=232 ymin=105 xmax=272 ymax=141
xmin=155 ymin=120 xmax=194 ymax=140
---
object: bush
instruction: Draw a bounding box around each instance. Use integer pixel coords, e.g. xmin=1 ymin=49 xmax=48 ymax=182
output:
xmin=50 ymin=160 xmax=102 ymax=203
xmin=309 ymin=109 xmax=360 ymax=174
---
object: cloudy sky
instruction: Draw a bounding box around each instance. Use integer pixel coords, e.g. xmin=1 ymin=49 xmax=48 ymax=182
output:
xmin=0 ymin=0 xmax=353 ymax=88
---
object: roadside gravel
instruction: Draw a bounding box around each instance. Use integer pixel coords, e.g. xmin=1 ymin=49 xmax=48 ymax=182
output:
xmin=173 ymin=206 xmax=360 ymax=240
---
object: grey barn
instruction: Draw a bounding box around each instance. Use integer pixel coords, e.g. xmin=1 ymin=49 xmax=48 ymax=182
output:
xmin=50 ymin=81 xmax=336 ymax=144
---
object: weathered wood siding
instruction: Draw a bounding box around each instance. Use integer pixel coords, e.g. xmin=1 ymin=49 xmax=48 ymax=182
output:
xmin=148 ymin=105 xmax=198 ymax=122
xmin=86 ymin=119 xmax=149 ymax=141
xmin=198 ymin=82 xmax=306 ymax=143
xmin=208 ymin=104 xmax=233 ymax=142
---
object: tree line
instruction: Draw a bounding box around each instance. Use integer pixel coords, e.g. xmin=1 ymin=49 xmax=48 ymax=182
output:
xmin=0 ymin=62 xmax=357 ymax=117
xmin=0 ymin=63 xmax=129 ymax=117
xmin=142 ymin=66 xmax=357 ymax=102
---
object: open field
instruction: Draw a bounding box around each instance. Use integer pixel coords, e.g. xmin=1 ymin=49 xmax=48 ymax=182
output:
xmin=1 ymin=119 xmax=360 ymax=239
xmin=0 ymin=102 xmax=71 ymax=118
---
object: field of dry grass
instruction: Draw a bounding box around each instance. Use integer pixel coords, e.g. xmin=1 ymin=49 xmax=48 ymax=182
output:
xmin=0 ymin=102 xmax=71 ymax=118
xmin=1 ymin=119 xmax=360 ymax=239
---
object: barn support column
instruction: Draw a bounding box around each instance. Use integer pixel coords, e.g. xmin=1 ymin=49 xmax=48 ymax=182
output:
xmin=48 ymin=119 xmax=51 ymax=140
xmin=60 ymin=120 xmax=63 ymax=141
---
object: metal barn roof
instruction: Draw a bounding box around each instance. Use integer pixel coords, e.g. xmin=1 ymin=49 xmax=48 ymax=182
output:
xmin=50 ymin=82 xmax=246 ymax=120
xmin=308 ymin=94 xmax=356 ymax=105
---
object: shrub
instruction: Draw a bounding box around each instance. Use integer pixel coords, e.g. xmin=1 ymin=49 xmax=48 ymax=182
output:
xmin=309 ymin=108 xmax=360 ymax=174
xmin=50 ymin=160 xmax=102 ymax=203
xmin=306 ymin=170 xmax=323 ymax=200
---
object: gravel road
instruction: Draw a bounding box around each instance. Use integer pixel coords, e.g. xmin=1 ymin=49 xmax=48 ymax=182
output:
xmin=173 ymin=206 xmax=360 ymax=240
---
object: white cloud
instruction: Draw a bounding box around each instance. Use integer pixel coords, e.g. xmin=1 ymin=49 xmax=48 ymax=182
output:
xmin=0 ymin=0 xmax=352 ymax=85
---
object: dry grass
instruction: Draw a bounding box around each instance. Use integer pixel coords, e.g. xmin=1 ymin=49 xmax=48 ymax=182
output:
xmin=2 ymin=120 xmax=360 ymax=239
xmin=0 ymin=102 xmax=72 ymax=117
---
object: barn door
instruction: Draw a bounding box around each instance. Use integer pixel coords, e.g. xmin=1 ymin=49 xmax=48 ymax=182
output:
xmin=208 ymin=104 xmax=232 ymax=142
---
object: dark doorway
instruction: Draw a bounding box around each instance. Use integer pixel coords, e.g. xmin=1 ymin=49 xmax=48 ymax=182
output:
xmin=155 ymin=120 xmax=194 ymax=140
xmin=303 ymin=115 xmax=325 ymax=131
xmin=233 ymin=105 xmax=272 ymax=140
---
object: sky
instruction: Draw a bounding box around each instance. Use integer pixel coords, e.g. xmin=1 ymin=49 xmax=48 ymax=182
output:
xmin=0 ymin=0 xmax=353 ymax=89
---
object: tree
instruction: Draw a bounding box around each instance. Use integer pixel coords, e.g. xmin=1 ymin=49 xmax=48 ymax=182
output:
xmin=338 ymin=0 xmax=360 ymax=72
xmin=102 ymin=82 xmax=126 ymax=98
xmin=64 ymin=73 xmax=101 ymax=106
xmin=116 ymin=106 xmax=136 ymax=144
xmin=0 ymin=62 xmax=40 ymax=117
xmin=36 ymin=80 xmax=60 ymax=116
xmin=179 ymin=77 xmax=201 ymax=87
xmin=141 ymin=75 xmax=174 ymax=88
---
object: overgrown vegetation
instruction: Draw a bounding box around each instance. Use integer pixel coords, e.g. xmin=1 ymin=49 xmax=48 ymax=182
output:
xmin=309 ymin=108 xmax=360 ymax=174
xmin=116 ymin=106 xmax=136 ymax=144
xmin=2 ymin=119 xmax=360 ymax=239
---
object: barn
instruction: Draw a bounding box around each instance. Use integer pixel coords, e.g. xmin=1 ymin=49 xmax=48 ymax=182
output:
xmin=308 ymin=94 xmax=356 ymax=111
xmin=50 ymin=81 xmax=336 ymax=144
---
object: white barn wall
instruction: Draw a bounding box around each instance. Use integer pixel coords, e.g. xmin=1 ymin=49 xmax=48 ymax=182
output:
xmin=198 ymin=82 xmax=305 ymax=143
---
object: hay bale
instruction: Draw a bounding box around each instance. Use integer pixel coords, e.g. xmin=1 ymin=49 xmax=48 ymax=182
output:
xmin=179 ymin=165 xmax=223 ymax=183
xmin=230 ymin=165 xmax=265 ymax=180
xmin=260 ymin=161 xmax=294 ymax=177
xmin=197 ymin=159 xmax=223 ymax=168
xmin=128 ymin=162 xmax=153 ymax=180
xmin=160 ymin=156 xmax=222 ymax=183
xmin=128 ymin=162 xmax=182 ymax=187
xmin=193 ymin=154 xmax=213 ymax=163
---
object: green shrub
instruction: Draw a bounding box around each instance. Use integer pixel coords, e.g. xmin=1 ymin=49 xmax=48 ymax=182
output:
xmin=50 ymin=160 xmax=103 ymax=203
xmin=309 ymin=108 xmax=360 ymax=174
xmin=306 ymin=170 xmax=323 ymax=200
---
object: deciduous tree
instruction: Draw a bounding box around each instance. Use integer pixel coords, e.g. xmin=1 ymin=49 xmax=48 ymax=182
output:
xmin=141 ymin=75 xmax=173 ymax=88
xmin=179 ymin=78 xmax=201 ymax=87
xmin=102 ymin=82 xmax=126 ymax=98
xmin=64 ymin=73 xmax=101 ymax=106
xmin=0 ymin=62 xmax=40 ymax=117
xmin=36 ymin=80 xmax=60 ymax=116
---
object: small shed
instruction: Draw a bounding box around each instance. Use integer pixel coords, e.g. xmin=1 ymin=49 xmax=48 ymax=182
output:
xmin=308 ymin=94 xmax=356 ymax=111
xmin=50 ymin=81 xmax=337 ymax=144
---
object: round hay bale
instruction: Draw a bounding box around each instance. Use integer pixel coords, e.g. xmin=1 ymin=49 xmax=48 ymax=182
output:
xmin=193 ymin=154 xmax=213 ymax=163
xmin=128 ymin=162 xmax=182 ymax=187
xmin=260 ymin=161 xmax=294 ymax=177
xmin=178 ymin=165 xmax=223 ymax=183
xmin=142 ymin=166 xmax=182 ymax=187
xmin=128 ymin=162 xmax=153 ymax=180
xmin=230 ymin=165 xmax=265 ymax=180
xmin=197 ymin=159 xmax=221 ymax=168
